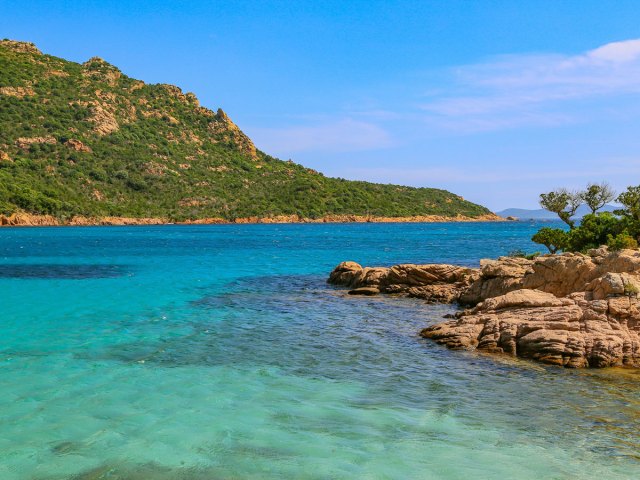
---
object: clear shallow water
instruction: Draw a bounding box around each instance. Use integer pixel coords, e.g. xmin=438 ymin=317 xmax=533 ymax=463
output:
xmin=0 ymin=222 xmax=638 ymax=480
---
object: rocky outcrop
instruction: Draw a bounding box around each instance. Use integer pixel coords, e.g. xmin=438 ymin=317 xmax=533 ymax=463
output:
xmin=0 ymin=86 xmax=35 ymax=98
xmin=0 ymin=213 xmax=60 ymax=226
xmin=0 ymin=40 xmax=41 ymax=55
xmin=82 ymin=57 xmax=122 ymax=86
xmin=87 ymin=101 xmax=119 ymax=136
xmin=459 ymin=256 xmax=532 ymax=305
xmin=209 ymin=109 xmax=258 ymax=160
xmin=421 ymin=289 xmax=640 ymax=368
xmin=0 ymin=214 xmax=166 ymax=227
xmin=0 ymin=214 xmax=504 ymax=228
xmin=64 ymin=138 xmax=92 ymax=152
xmin=328 ymin=261 xmax=478 ymax=303
xmin=63 ymin=216 xmax=165 ymax=226
xmin=329 ymin=248 xmax=640 ymax=368
xmin=15 ymin=136 xmax=57 ymax=149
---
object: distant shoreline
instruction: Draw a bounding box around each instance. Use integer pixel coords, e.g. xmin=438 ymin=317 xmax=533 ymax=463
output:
xmin=0 ymin=212 xmax=506 ymax=227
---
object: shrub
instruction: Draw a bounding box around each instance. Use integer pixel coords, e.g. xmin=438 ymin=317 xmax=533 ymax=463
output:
xmin=607 ymin=232 xmax=638 ymax=251
xmin=566 ymin=212 xmax=621 ymax=252
xmin=624 ymin=283 xmax=639 ymax=297
xmin=532 ymin=227 xmax=568 ymax=254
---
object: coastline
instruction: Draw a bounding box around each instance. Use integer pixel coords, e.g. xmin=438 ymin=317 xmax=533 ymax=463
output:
xmin=328 ymin=249 xmax=640 ymax=369
xmin=0 ymin=212 xmax=505 ymax=227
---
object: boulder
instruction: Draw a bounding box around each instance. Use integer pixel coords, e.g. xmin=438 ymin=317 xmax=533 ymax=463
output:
xmin=459 ymin=257 xmax=533 ymax=305
xmin=478 ymin=289 xmax=568 ymax=312
xmin=327 ymin=261 xmax=364 ymax=287
xmin=522 ymin=253 xmax=598 ymax=297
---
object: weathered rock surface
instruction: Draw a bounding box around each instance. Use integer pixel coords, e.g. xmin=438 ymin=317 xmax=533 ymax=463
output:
xmin=209 ymin=109 xmax=258 ymax=160
xmin=0 ymin=86 xmax=35 ymax=97
xmin=327 ymin=261 xmax=478 ymax=303
xmin=459 ymin=256 xmax=532 ymax=305
xmin=329 ymin=247 xmax=640 ymax=368
xmin=421 ymin=289 xmax=640 ymax=368
xmin=15 ymin=136 xmax=57 ymax=149
xmin=64 ymin=138 xmax=92 ymax=152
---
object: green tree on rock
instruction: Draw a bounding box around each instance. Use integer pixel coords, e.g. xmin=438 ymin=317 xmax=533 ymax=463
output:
xmin=581 ymin=182 xmax=615 ymax=214
xmin=539 ymin=189 xmax=582 ymax=229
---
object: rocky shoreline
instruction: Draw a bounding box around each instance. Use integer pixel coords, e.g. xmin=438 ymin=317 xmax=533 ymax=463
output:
xmin=328 ymin=248 xmax=640 ymax=368
xmin=0 ymin=212 xmax=504 ymax=227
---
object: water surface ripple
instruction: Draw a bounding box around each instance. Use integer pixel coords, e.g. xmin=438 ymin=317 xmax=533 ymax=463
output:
xmin=0 ymin=223 xmax=638 ymax=479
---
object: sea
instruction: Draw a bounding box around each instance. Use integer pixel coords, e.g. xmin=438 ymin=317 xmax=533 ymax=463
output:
xmin=0 ymin=221 xmax=638 ymax=479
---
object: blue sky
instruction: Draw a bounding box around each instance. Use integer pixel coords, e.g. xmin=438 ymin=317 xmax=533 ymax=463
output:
xmin=2 ymin=1 xmax=640 ymax=210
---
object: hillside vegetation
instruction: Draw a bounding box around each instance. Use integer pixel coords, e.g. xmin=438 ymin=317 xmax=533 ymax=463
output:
xmin=0 ymin=40 xmax=493 ymax=221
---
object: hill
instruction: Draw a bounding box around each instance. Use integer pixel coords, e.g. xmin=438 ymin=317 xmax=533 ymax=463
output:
xmin=0 ymin=40 xmax=495 ymax=223
xmin=497 ymin=205 xmax=618 ymax=221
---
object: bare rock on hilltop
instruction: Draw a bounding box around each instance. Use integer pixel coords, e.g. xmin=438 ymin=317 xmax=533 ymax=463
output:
xmin=0 ymin=40 xmax=41 ymax=54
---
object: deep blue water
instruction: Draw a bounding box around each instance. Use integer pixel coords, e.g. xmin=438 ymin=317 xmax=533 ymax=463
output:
xmin=0 ymin=222 xmax=638 ymax=479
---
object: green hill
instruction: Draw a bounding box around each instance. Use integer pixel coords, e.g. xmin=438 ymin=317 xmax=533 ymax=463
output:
xmin=0 ymin=39 xmax=493 ymax=221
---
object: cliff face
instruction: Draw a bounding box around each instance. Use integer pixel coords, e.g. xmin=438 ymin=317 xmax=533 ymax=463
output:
xmin=329 ymin=247 xmax=640 ymax=368
xmin=0 ymin=39 xmax=494 ymax=221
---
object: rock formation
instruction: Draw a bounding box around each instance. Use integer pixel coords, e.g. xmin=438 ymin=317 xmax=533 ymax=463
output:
xmin=422 ymin=289 xmax=640 ymax=368
xmin=208 ymin=109 xmax=258 ymax=160
xmin=328 ymin=261 xmax=478 ymax=303
xmin=328 ymin=248 xmax=640 ymax=368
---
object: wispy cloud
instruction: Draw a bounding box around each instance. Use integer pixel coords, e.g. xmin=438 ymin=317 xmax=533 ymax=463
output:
xmin=346 ymin=157 xmax=640 ymax=184
xmin=247 ymin=118 xmax=393 ymax=155
xmin=248 ymin=40 xmax=640 ymax=163
xmin=420 ymin=39 xmax=640 ymax=131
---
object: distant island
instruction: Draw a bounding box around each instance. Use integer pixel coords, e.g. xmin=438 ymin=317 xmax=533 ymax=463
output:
xmin=497 ymin=204 xmax=618 ymax=220
xmin=0 ymin=39 xmax=498 ymax=225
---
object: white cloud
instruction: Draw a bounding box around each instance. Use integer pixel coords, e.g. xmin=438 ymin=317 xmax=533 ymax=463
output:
xmin=345 ymin=157 xmax=640 ymax=185
xmin=420 ymin=39 xmax=640 ymax=131
xmin=587 ymin=39 xmax=640 ymax=63
xmin=246 ymin=118 xmax=393 ymax=155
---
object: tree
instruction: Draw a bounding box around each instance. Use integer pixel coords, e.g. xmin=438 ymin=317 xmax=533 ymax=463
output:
xmin=581 ymin=182 xmax=615 ymax=214
xmin=532 ymin=227 xmax=568 ymax=254
xmin=617 ymin=186 xmax=640 ymax=223
xmin=539 ymin=189 xmax=582 ymax=229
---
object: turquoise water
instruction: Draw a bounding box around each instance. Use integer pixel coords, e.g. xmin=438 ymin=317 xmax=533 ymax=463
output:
xmin=0 ymin=222 xmax=638 ymax=479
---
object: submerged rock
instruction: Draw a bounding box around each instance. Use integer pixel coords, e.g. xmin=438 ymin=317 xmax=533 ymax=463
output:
xmin=348 ymin=287 xmax=380 ymax=296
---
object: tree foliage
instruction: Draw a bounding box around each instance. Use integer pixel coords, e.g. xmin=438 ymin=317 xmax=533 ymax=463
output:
xmin=581 ymin=182 xmax=615 ymax=214
xmin=616 ymin=186 xmax=640 ymax=223
xmin=531 ymin=227 xmax=568 ymax=254
xmin=533 ymin=183 xmax=640 ymax=254
xmin=539 ymin=189 xmax=581 ymax=229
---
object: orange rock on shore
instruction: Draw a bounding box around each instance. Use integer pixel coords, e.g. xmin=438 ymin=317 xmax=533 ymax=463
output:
xmin=0 ymin=212 xmax=504 ymax=227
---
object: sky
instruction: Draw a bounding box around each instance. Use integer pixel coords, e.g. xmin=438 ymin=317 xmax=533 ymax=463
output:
xmin=2 ymin=0 xmax=640 ymax=210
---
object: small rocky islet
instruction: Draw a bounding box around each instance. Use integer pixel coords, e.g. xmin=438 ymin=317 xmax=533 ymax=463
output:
xmin=328 ymin=247 xmax=640 ymax=368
